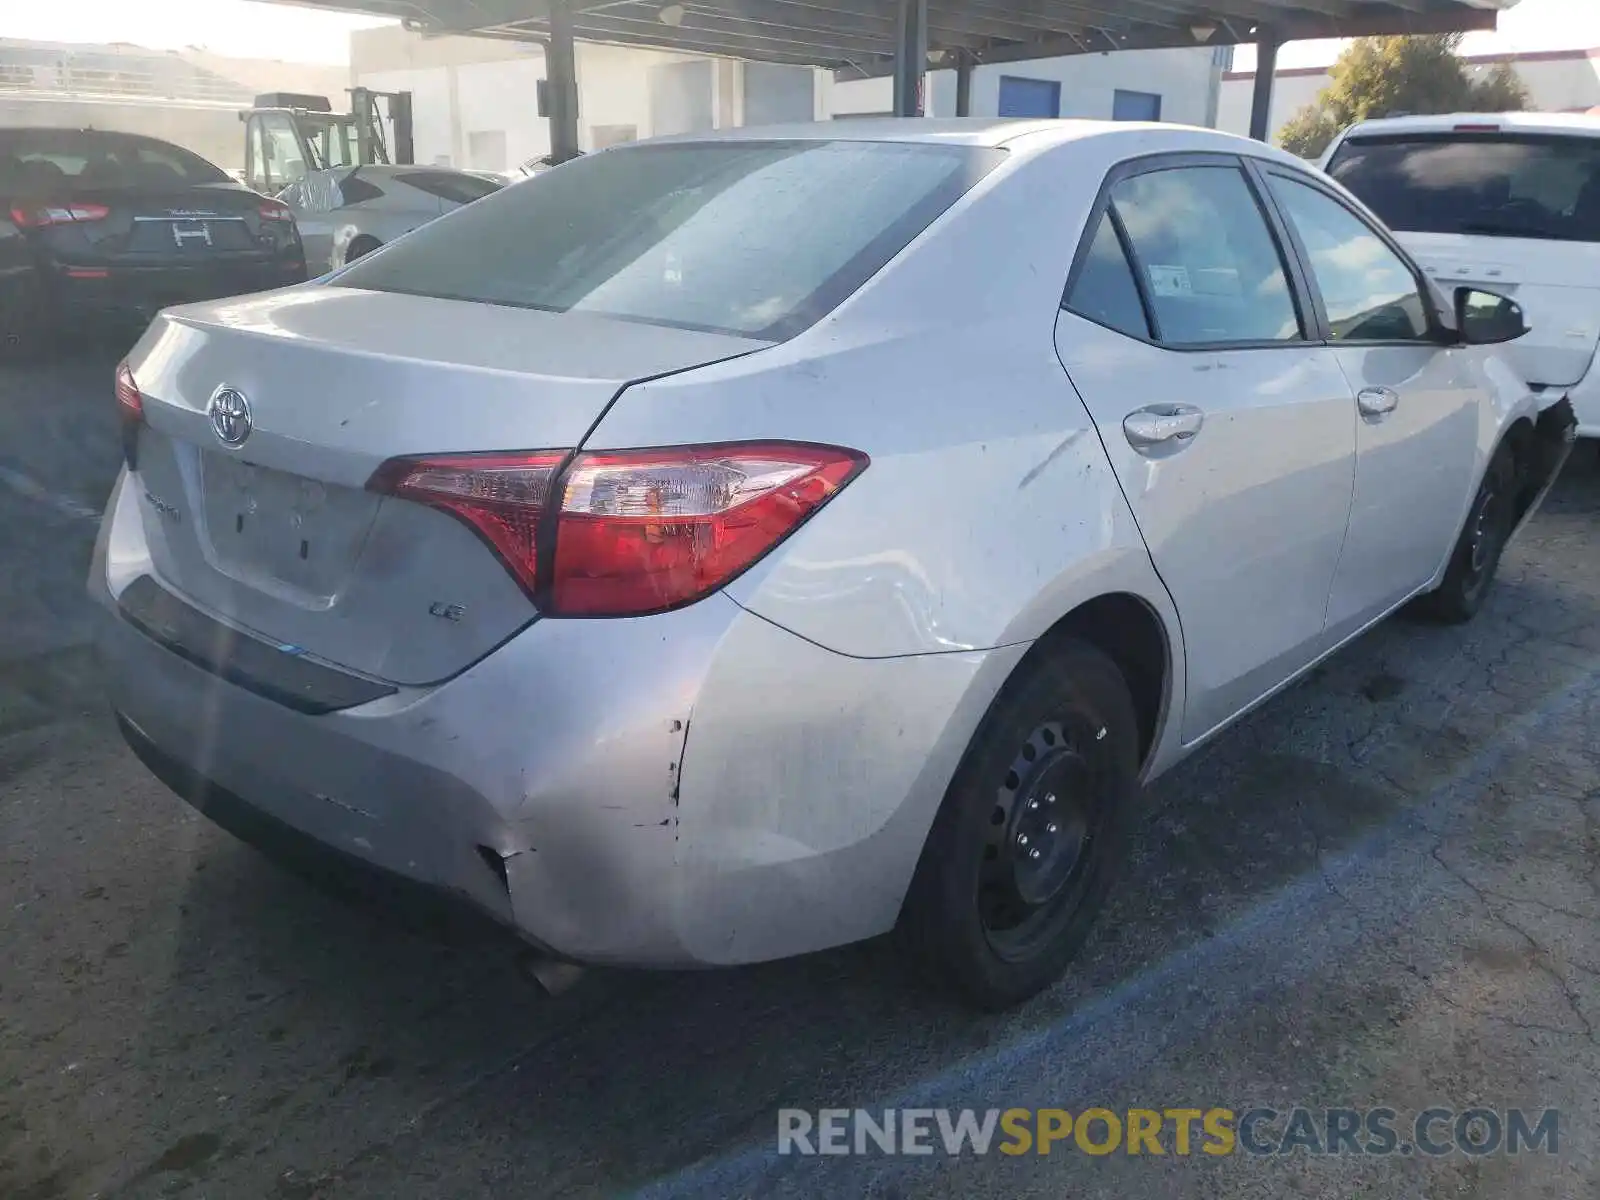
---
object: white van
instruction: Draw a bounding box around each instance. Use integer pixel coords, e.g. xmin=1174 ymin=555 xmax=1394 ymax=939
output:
xmin=1321 ymin=113 xmax=1600 ymax=438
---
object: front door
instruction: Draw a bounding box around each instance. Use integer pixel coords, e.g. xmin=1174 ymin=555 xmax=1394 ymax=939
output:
xmin=1262 ymin=170 xmax=1480 ymax=634
xmin=1056 ymin=157 xmax=1356 ymax=743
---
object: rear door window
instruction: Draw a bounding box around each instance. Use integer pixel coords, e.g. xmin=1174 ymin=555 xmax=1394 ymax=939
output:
xmin=1326 ymin=133 xmax=1600 ymax=243
xmin=1106 ymin=165 xmax=1303 ymax=346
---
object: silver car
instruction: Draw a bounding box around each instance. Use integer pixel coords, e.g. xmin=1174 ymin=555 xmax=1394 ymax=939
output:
xmin=93 ymin=121 xmax=1575 ymax=1009
xmin=276 ymin=164 xmax=505 ymax=275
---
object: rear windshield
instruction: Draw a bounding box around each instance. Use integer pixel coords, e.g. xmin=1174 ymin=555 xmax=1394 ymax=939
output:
xmin=395 ymin=170 xmax=503 ymax=205
xmin=1327 ymin=133 xmax=1600 ymax=242
xmin=0 ymin=129 xmax=229 ymax=193
xmin=333 ymin=139 xmax=1004 ymax=339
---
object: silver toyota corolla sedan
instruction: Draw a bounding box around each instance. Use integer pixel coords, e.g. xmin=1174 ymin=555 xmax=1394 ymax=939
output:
xmin=93 ymin=120 xmax=1576 ymax=1009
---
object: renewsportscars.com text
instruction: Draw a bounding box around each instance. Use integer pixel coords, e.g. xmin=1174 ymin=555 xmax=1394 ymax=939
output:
xmin=777 ymin=1106 xmax=1560 ymax=1158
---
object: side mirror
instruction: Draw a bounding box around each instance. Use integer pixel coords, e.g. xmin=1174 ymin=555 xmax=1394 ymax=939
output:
xmin=1456 ymin=287 xmax=1528 ymax=345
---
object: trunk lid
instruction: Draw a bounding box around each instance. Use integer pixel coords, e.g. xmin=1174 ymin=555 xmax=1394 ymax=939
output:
xmin=39 ymin=183 xmax=285 ymax=264
xmin=1398 ymin=231 xmax=1600 ymax=387
xmin=124 ymin=284 xmax=764 ymax=684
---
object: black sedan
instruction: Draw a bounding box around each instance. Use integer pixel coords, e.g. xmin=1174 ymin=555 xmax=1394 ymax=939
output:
xmin=1 ymin=127 xmax=307 ymax=357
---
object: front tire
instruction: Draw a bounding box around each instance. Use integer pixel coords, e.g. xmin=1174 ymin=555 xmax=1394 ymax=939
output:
xmin=1414 ymin=440 xmax=1518 ymax=625
xmin=898 ymin=637 xmax=1140 ymax=1010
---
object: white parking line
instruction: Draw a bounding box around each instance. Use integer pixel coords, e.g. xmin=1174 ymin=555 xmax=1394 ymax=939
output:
xmin=0 ymin=465 xmax=101 ymax=523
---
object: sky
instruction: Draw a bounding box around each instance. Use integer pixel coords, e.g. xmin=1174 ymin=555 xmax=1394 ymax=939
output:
xmin=1 ymin=0 xmax=1598 ymax=68
xmin=0 ymin=1 xmax=395 ymax=65
xmin=1240 ymin=0 xmax=1600 ymax=71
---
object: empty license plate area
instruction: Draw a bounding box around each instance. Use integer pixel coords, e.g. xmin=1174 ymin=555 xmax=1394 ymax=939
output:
xmin=130 ymin=218 xmax=253 ymax=254
xmin=199 ymin=453 xmax=378 ymax=601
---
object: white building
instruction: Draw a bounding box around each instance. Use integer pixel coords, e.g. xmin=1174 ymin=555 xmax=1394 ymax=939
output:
xmin=830 ymin=46 xmax=1231 ymax=124
xmin=0 ymin=37 xmax=346 ymax=170
xmin=1218 ymin=45 xmax=1600 ymax=141
xmin=350 ymin=25 xmax=1231 ymax=173
xmin=351 ymin=25 xmax=825 ymax=171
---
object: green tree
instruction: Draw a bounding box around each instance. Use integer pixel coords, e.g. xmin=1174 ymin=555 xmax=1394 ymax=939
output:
xmin=1277 ymin=34 xmax=1530 ymax=159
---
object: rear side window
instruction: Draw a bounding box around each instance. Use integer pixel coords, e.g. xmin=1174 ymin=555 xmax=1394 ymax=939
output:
xmin=1327 ymin=134 xmax=1600 ymax=243
xmin=395 ymin=170 xmax=503 ymax=205
xmin=1065 ymin=215 xmax=1151 ymax=339
xmin=338 ymin=174 xmax=386 ymax=205
xmin=1106 ymin=166 xmax=1302 ymax=346
xmin=0 ymin=130 xmax=228 ymax=193
xmin=334 ymin=140 xmax=1004 ymax=339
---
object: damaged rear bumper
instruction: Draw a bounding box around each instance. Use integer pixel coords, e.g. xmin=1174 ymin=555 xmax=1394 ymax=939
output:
xmin=90 ymin=465 xmax=1009 ymax=970
xmin=1558 ymin=367 xmax=1600 ymax=440
xmin=93 ymin=557 xmax=741 ymax=966
xmin=94 ymin=567 xmax=1007 ymax=970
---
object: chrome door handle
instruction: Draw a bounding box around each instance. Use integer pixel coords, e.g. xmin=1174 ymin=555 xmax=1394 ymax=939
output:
xmin=1356 ymin=387 xmax=1399 ymax=418
xmin=1123 ymin=404 xmax=1204 ymax=451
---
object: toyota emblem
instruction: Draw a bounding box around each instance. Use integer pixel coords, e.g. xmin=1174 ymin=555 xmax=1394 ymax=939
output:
xmin=207 ymin=385 xmax=253 ymax=448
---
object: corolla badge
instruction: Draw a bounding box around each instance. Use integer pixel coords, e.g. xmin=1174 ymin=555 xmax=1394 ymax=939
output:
xmin=207 ymin=385 xmax=253 ymax=448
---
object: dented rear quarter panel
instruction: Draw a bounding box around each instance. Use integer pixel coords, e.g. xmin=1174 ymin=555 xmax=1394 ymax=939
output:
xmin=587 ymin=132 xmax=1180 ymax=667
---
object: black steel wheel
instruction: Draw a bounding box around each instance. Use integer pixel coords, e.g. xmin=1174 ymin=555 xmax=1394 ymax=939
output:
xmin=1415 ymin=440 xmax=1518 ymax=625
xmin=899 ymin=636 xmax=1140 ymax=1010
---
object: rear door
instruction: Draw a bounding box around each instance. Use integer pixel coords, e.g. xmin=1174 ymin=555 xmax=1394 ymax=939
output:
xmin=1325 ymin=130 xmax=1600 ymax=388
xmin=1055 ymin=154 xmax=1356 ymax=743
xmin=1261 ymin=166 xmax=1479 ymax=631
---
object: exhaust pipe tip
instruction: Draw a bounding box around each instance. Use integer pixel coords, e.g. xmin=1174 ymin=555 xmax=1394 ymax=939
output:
xmin=517 ymin=950 xmax=586 ymax=996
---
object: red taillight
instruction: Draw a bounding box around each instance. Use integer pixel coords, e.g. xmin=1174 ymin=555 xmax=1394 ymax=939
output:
xmin=114 ymin=361 xmax=143 ymax=423
xmin=10 ymin=202 xmax=111 ymax=228
xmin=369 ymin=451 xmax=566 ymax=599
xmin=550 ymin=444 xmax=866 ymax=616
xmin=114 ymin=361 xmax=143 ymax=469
xmin=258 ymin=199 xmax=295 ymax=223
xmin=369 ymin=442 xmax=868 ymax=617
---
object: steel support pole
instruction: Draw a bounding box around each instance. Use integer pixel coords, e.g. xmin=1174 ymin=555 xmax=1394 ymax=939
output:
xmin=1249 ymin=29 xmax=1280 ymax=142
xmin=546 ymin=0 xmax=581 ymax=161
xmin=892 ymin=0 xmax=928 ymax=116
xmin=954 ymin=52 xmax=973 ymax=117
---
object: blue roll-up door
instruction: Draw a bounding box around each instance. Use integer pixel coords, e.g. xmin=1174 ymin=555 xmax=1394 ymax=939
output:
xmin=997 ymin=76 xmax=1061 ymax=118
xmin=1112 ymin=89 xmax=1163 ymax=121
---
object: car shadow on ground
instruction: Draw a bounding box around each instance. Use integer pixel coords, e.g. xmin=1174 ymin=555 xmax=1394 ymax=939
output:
xmin=96 ymin=458 xmax=1600 ymax=1197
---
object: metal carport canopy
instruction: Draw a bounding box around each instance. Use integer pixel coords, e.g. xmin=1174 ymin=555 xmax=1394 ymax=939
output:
xmin=264 ymin=0 xmax=1515 ymax=151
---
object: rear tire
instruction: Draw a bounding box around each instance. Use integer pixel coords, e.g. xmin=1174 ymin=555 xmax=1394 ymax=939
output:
xmin=1414 ymin=440 xmax=1518 ymax=625
xmin=898 ymin=637 xmax=1140 ymax=1010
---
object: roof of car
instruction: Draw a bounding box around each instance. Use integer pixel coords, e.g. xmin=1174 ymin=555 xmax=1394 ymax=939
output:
xmin=1339 ymin=112 xmax=1600 ymax=140
xmin=636 ymin=117 xmax=1312 ymax=166
xmin=0 ymin=125 xmax=188 ymax=146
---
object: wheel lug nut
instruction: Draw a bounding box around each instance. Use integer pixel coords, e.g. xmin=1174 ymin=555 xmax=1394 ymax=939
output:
xmin=1029 ymin=849 xmax=1042 ymax=860
xmin=1045 ymin=793 xmax=1056 ymax=805
xmin=1028 ymin=799 xmax=1039 ymax=811
xmin=1046 ymin=822 xmax=1058 ymax=835
xmin=1017 ymin=834 xmax=1029 ymax=847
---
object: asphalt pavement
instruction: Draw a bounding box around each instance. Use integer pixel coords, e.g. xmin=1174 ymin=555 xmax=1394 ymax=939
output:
xmin=2 ymin=346 xmax=1599 ymax=1199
